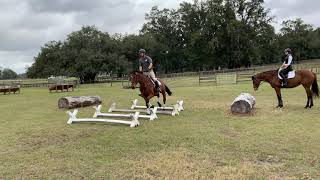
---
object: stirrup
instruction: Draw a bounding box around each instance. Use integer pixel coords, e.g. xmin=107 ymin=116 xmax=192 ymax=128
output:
xmin=281 ymin=82 xmax=288 ymax=87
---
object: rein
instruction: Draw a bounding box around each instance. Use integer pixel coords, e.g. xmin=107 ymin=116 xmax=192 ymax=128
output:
xmin=135 ymin=74 xmax=153 ymax=88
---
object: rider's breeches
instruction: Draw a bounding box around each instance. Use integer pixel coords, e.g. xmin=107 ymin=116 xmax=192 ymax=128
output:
xmin=143 ymin=70 xmax=158 ymax=81
xmin=280 ymin=66 xmax=292 ymax=78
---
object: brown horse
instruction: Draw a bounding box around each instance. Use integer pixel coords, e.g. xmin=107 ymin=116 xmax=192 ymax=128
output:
xmin=129 ymin=71 xmax=172 ymax=109
xmin=252 ymin=69 xmax=319 ymax=108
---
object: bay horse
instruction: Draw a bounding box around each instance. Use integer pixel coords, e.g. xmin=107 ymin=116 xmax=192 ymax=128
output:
xmin=252 ymin=69 xmax=319 ymax=108
xmin=129 ymin=71 xmax=172 ymax=109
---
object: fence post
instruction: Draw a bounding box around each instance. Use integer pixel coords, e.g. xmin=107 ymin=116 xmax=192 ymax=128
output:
xmin=235 ymin=72 xmax=238 ymax=84
xmin=198 ymin=71 xmax=201 ymax=86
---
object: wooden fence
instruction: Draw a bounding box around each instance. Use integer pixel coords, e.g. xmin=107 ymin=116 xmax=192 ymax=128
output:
xmin=2 ymin=61 xmax=320 ymax=89
xmin=0 ymin=80 xmax=79 ymax=88
xmin=199 ymin=67 xmax=320 ymax=85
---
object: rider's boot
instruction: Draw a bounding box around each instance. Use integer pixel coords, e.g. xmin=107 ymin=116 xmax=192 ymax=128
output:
xmin=155 ymin=81 xmax=161 ymax=93
xmin=282 ymin=76 xmax=288 ymax=87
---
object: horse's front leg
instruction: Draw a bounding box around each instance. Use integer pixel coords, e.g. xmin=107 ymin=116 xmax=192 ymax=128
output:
xmin=144 ymin=96 xmax=153 ymax=114
xmin=275 ymin=87 xmax=283 ymax=108
xmin=144 ymin=98 xmax=150 ymax=114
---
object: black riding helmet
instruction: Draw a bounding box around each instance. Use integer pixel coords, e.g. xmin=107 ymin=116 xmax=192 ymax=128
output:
xmin=284 ymin=48 xmax=292 ymax=54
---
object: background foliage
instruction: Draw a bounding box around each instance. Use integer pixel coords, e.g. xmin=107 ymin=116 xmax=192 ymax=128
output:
xmin=26 ymin=0 xmax=320 ymax=82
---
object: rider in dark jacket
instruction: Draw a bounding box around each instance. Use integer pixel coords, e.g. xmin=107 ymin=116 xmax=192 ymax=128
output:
xmin=279 ymin=48 xmax=293 ymax=87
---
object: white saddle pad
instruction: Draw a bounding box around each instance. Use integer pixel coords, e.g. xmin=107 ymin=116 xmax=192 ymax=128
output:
xmin=278 ymin=70 xmax=295 ymax=79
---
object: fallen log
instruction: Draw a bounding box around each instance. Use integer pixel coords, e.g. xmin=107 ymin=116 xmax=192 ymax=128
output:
xmin=58 ymin=96 xmax=102 ymax=109
xmin=231 ymin=93 xmax=256 ymax=114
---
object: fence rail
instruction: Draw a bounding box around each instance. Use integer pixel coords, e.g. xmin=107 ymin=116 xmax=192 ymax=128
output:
xmin=2 ymin=61 xmax=320 ymax=89
xmin=0 ymin=80 xmax=79 ymax=88
xmin=199 ymin=66 xmax=320 ymax=85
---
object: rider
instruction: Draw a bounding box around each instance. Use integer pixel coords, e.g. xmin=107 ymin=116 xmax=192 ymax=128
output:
xmin=279 ymin=48 xmax=294 ymax=87
xmin=138 ymin=49 xmax=161 ymax=92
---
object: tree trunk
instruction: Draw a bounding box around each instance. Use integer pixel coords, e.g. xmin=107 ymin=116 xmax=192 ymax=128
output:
xmin=58 ymin=96 xmax=102 ymax=109
xmin=231 ymin=93 xmax=256 ymax=114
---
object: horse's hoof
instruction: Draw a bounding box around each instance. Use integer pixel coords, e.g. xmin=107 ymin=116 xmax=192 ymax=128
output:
xmin=150 ymin=105 xmax=155 ymax=109
xmin=276 ymin=105 xmax=283 ymax=108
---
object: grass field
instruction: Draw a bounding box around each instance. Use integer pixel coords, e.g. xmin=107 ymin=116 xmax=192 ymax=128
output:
xmin=1 ymin=81 xmax=320 ymax=179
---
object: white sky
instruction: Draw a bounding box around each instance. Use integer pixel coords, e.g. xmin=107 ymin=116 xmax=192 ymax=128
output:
xmin=0 ymin=0 xmax=319 ymax=73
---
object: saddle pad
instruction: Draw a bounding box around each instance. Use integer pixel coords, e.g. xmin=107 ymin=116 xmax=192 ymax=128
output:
xmin=278 ymin=70 xmax=295 ymax=79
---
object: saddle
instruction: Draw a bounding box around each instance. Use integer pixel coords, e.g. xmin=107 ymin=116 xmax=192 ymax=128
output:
xmin=278 ymin=69 xmax=296 ymax=80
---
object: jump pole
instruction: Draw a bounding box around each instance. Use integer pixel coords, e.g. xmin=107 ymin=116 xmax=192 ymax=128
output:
xmin=93 ymin=105 xmax=158 ymax=121
xmin=109 ymin=102 xmax=179 ymax=116
xmin=67 ymin=109 xmax=140 ymax=128
xmin=131 ymin=99 xmax=184 ymax=112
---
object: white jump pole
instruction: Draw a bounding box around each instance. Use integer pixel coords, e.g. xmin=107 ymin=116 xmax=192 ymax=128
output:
xmin=156 ymin=104 xmax=180 ymax=116
xmin=93 ymin=105 xmax=158 ymax=121
xmin=67 ymin=109 xmax=140 ymax=128
xmin=131 ymin=99 xmax=184 ymax=112
xmin=109 ymin=102 xmax=178 ymax=116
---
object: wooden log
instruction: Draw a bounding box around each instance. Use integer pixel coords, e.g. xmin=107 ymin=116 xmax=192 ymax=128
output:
xmin=58 ymin=96 xmax=102 ymax=109
xmin=231 ymin=93 xmax=256 ymax=114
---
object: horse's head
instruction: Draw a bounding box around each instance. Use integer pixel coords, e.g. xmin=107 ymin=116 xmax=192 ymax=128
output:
xmin=251 ymin=75 xmax=261 ymax=91
xmin=129 ymin=71 xmax=143 ymax=89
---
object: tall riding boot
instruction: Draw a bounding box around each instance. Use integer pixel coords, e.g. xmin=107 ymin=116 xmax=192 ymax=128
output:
xmin=282 ymin=76 xmax=288 ymax=87
xmin=280 ymin=70 xmax=288 ymax=87
xmin=155 ymin=81 xmax=160 ymax=93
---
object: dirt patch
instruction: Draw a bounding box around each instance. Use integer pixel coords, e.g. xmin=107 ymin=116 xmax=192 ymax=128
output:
xmin=220 ymin=128 xmax=240 ymax=138
xmin=16 ymin=129 xmax=93 ymax=151
xmin=112 ymin=149 xmax=295 ymax=180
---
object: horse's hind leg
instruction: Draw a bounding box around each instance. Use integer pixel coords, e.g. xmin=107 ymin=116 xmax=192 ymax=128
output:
xmin=310 ymin=96 xmax=314 ymax=108
xmin=303 ymin=85 xmax=312 ymax=108
xmin=162 ymin=91 xmax=167 ymax=106
xmin=157 ymin=95 xmax=162 ymax=107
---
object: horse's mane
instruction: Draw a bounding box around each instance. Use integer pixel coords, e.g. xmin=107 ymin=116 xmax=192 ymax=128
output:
xmin=260 ymin=70 xmax=278 ymax=76
xmin=254 ymin=69 xmax=278 ymax=80
xmin=130 ymin=71 xmax=154 ymax=86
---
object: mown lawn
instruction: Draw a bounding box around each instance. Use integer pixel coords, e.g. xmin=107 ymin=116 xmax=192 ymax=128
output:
xmin=0 ymin=82 xmax=319 ymax=179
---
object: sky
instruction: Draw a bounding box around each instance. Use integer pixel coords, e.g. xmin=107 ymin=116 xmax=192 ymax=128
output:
xmin=0 ymin=0 xmax=319 ymax=74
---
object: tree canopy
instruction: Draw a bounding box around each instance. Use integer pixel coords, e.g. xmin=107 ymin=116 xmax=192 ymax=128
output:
xmin=0 ymin=67 xmax=18 ymax=80
xmin=27 ymin=0 xmax=320 ymax=82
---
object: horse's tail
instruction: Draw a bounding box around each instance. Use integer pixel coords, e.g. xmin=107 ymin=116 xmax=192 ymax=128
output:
xmin=312 ymin=73 xmax=319 ymax=97
xmin=165 ymin=85 xmax=172 ymax=96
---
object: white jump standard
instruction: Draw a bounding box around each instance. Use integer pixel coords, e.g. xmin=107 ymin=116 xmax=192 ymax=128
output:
xmin=67 ymin=109 xmax=140 ymax=128
xmin=93 ymin=105 xmax=158 ymax=121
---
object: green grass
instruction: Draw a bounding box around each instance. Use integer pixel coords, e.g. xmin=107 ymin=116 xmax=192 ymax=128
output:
xmin=0 ymin=82 xmax=320 ymax=179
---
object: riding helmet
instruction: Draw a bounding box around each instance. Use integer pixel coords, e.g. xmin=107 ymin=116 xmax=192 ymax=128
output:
xmin=139 ymin=49 xmax=146 ymax=54
xmin=284 ymin=48 xmax=292 ymax=53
